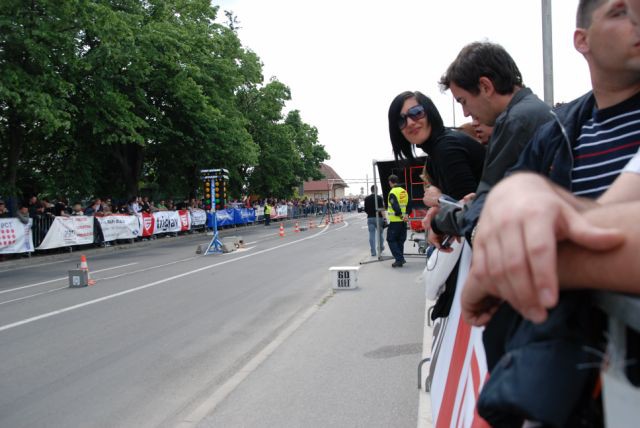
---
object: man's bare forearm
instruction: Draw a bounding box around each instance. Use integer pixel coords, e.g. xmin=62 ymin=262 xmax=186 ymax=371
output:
xmin=558 ymin=201 xmax=640 ymax=293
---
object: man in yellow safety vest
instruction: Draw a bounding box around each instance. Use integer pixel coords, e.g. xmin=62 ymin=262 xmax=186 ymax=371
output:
xmin=386 ymin=174 xmax=411 ymax=267
xmin=264 ymin=200 xmax=272 ymax=226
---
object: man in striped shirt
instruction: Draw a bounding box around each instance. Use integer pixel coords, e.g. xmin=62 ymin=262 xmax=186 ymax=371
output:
xmin=464 ymin=0 xmax=640 ymax=324
xmin=458 ymin=0 xmax=640 ymax=426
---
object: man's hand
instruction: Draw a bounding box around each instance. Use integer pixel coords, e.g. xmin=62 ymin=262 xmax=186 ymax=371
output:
xmin=424 ymin=206 xmax=455 ymax=252
xmin=423 ymin=186 xmax=442 ymax=207
xmin=462 ymin=173 xmax=625 ymax=326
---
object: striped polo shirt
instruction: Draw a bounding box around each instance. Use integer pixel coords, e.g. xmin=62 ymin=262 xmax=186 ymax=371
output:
xmin=572 ymin=92 xmax=640 ymax=198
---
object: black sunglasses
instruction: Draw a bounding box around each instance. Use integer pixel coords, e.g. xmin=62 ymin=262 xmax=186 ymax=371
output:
xmin=398 ymin=104 xmax=426 ymax=130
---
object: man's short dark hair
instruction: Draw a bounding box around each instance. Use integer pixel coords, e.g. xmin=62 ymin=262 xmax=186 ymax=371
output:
xmin=370 ymin=185 xmax=376 ymax=193
xmin=388 ymin=174 xmax=399 ymax=184
xmin=576 ymin=0 xmax=606 ymax=28
xmin=439 ymin=42 xmax=523 ymax=96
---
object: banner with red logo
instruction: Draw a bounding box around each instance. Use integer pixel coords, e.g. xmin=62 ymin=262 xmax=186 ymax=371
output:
xmin=37 ymin=216 xmax=94 ymax=250
xmin=139 ymin=213 xmax=155 ymax=237
xmin=178 ymin=210 xmax=191 ymax=232
xmin=0 ymin=218 xmax=34 ymax=254
xmin=429 ymin=243 xmax=490 ymax=428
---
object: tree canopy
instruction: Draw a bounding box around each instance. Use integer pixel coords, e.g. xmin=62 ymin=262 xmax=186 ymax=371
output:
xmin=0 ymin=0 xmax=328 ymax=206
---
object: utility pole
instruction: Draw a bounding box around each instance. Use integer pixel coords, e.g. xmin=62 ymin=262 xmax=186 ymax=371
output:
xmin=542 ymin=0 xmax=554 ymax=106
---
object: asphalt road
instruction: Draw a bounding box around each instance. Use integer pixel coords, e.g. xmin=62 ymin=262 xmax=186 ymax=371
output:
xmin=0 ymin=214 xmax=427 ymax=427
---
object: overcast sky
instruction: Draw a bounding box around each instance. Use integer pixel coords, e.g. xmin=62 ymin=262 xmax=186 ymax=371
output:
xmin=216 ymin=0 xmax=591 ymax=195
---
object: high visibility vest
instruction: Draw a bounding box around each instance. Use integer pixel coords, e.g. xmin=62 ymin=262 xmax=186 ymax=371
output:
xmin=387 ymin=186 xmax=408 ymax=222
xmin=264 ymin=204 xmax=271 ymax=215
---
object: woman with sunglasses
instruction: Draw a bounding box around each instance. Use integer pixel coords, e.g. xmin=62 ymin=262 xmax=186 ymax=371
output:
xmin=388 ymin=91 xmax=485 ymax=203
xmin=388 ymin=91 xmax=485 ymax=318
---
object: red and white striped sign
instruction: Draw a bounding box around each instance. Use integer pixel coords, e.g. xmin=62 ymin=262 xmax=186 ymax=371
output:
xmin=429 ymin=243 xmax=490 ymax=428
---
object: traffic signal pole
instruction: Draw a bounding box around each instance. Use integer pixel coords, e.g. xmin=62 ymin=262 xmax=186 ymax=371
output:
xmin=200 ymin=168 xmax=229 ymax=255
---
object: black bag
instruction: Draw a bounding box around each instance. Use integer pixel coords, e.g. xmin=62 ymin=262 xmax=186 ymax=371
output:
xmin=477 ymin=292 xmax=605 ymax=427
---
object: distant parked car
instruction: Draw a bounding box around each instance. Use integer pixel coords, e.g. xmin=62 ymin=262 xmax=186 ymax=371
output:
xmin=357 ymin=200 xmax=365 ymax=212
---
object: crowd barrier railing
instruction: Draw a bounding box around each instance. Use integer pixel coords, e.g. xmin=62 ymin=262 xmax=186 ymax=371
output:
xmin=0 ymin=208 xmax=258 ymax=256
xmin=2 ymin=205 xmax=360 ymax=256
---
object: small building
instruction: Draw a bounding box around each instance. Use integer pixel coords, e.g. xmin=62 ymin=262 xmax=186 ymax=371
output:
xmin=302 ymin=163 xmax=347 ymax=200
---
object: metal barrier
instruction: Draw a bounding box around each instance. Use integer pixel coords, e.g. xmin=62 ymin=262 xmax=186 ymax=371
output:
xmin=595 ymin=292 xmax=640 ymax=426
xmin=31 ymin=214 xmax=55 ymax=248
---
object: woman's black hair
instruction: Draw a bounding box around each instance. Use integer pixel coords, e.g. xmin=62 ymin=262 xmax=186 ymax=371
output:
xmin=388 ymin=91 xmax=445 ymax=160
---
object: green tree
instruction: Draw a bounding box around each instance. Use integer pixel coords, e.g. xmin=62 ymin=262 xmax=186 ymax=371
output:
xmin=0 ymin=0 xmax=78 ymax=205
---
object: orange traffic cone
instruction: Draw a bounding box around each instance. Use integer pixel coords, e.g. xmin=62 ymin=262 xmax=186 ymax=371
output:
xmin=80 ymin=255 xmax=96 ymax=285
xmin=279 ymin=223 xmax=285 ymax=238
xmin=294 ymin=222 xmax=300 ymax=233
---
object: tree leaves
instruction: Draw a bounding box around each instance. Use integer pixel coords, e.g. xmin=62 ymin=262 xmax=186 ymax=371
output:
xmin=0 ymin=0 xmax=328 ymax=203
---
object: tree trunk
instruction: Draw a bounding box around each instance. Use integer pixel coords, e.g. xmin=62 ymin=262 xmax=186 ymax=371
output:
xmin=113 ymin=143 xmax=144 ymax=198
xmin=5 ymin=113 xmax=24 ymax=213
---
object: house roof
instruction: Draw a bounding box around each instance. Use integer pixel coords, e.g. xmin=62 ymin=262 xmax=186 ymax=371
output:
xmin=303 ymin=163 xmax=347 ymax=192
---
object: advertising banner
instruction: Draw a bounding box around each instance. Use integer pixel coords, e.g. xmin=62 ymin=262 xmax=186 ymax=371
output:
xmin=234 ymin=208 xmax=256 ymax=225
xmin=178 ymin=210 xmax=191 ymax=232
xmin=429 ymin=243 xmax=489 ymax=428
xmin=189 ymin=209 xmax=207 ymax=227
xmin=153 ymin=211 xmax=181 ymax=234
xmin=216 ymin=209 xmax=234 ymax=227
xmin=37 ymin=216 xmax=94 ymax=250
xmin=97 ymin=215 xmax=141 ymax=241
xmin=0 ymin=218 xmax=34 ymax=254
xmin=139 ymin=213 xmax=155 ymax=237
xmin=273 ymin=205 xmax=288 ymax=219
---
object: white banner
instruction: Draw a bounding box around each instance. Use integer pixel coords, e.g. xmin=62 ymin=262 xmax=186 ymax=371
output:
xmin=274 ymin=205 xmax=288 ymax=218
xmin=189 ymin=209 xmax=207 ymax=227
xmin=153 ymin=211 xmax=182 ymax=234
xmin=255 ymin=206 xmax=265 ymax=217
xmin=97 ymin=215 xmax=140 ymax=241
xmin=429 ymin=243 xmax=489 ymax=428
xmin=0 ymin=218 xmax=34 ymax=254
xmin=37 ymin=216 xmax=94 ymax=250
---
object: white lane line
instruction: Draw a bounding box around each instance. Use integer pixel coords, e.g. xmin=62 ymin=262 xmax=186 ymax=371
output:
xmin=0 ymin=263 xmax=139 ymax=295
xmin=0 ymin=259 xmax=198 ymax=306
xmin=95 ymin=257 xmax=197 ymax=281
xmin=177 ymin=298 xmax=327 ymax=427
xmin=0 ymin=286 xmax=68 ymax=306
xmin=0 ymin=227 xmax=329 ymax=333
xmin=0 ymin=258 xmax=70 ymax=272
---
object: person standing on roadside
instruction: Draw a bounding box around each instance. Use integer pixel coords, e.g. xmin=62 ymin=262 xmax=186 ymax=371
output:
xmin=386 ymin=175 xmax=411 ymax=268
xmin=263 ymin=200 xmax=272 ymax=226
xmin=364 ymin=185 xmax=386 ymax=257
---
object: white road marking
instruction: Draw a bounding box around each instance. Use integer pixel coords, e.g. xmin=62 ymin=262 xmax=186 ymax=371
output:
xmin=0 ymin=263 xmax=138 ymax=295
xmin=0 ymin=258 xmax=70 ymax=272
xmin=0 ymin=227 xmax=329 ymax=333
xmin=0 ymin=286 xmax=68 ymax=306
xmin=177 ymin=297 xmax=328 ymax=427
xmin=96 ymin=257 xmax=197 ymax=281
